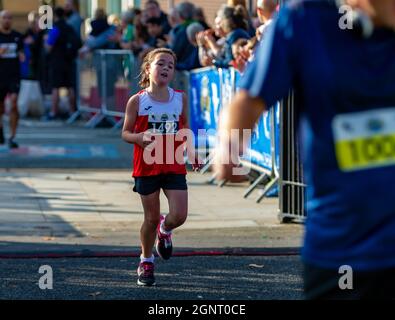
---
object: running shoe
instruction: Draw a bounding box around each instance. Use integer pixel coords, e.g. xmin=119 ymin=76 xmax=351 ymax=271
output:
xmin=137 ymin=261 xmax=156 ymax=287
xmin=156 ymin=215 xmax=173 ymax=260
xmin=8 ymin=138 xmax=18 ymax=149
xmin=41 ymin=112 xmax=57 ymax=121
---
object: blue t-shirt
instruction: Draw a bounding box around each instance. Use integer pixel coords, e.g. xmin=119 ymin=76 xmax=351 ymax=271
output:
xmin=46 ymin=26 xmax=60 ymax=46
xmin=240 ymin=0 xmax=395 ymax=271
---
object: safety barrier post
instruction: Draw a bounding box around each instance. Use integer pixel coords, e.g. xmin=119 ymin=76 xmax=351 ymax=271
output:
xmin=278 ymin=92 xmax=307 ymax=223
xmin=99 ymin=50 xmax=136 ymax=131
xmin=67 ymin=52 xmax=104 ymax=125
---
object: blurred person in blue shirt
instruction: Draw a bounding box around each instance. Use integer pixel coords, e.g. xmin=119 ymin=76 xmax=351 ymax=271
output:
xmin=215 ymin=0 xmax=395 ymax=299
xmin=64 ymin=0 xmax=83 ymax=40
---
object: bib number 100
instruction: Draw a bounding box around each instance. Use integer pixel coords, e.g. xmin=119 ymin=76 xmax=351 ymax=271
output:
xmin=336 ymin=134 xmax=395 ymax=171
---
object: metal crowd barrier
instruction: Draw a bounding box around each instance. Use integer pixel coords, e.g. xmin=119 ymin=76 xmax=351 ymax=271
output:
xmin=278 ymin=92 xmax=307 ymax=222
xmin=68 ymin=50 xmax=136 ymax=129
xmin=242 ymin=108 xmax=280 ymax=203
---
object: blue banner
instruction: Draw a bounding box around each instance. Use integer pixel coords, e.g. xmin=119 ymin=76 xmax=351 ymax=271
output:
xmin=189 ymin=67 xmax=222 ymax=148
xmin=188 ymin=67 xmax=280 ymax=175
xmin=220 ymin=68 xmax=234 ymax=111
xmin=242 ymin=110 xmax=273 ymax=172
xmin=235 ymin=70 xmax=274 ymax=171
xmin=274 ymin=102 xmax=280 ymax=172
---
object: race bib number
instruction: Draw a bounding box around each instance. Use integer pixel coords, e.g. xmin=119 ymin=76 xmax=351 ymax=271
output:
xmin=0 ymin=43 xmax=18 ymax=58
xmin=332 ymin=108 xmax=395 ymax=172
xmin=148 ymin=113 xmax=179 ymax=135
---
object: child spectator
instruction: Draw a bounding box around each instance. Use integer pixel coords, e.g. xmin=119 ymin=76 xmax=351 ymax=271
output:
xmin=146 ymin=17 xmax=166 ymax=48
xmin=143 ymin=0 xmax=171 ymax=35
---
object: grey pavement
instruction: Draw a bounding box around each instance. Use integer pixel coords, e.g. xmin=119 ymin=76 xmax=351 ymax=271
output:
xmin=0 ymin=117 xmax=132 ymax=169
xmin=0 ymin=118 xmax=304 ymax=300
xmin=0 ymin=169 xmax=303 ymax=253
xmin=0 ymin=256 xmax=303 ymax=300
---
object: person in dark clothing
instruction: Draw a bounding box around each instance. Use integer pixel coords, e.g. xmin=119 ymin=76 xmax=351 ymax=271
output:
xmin=216 ymin=0 xmax=395 ymax=300
xmin=90 ymin=8 xmax=111 ymax=37
xmin=23 ymin=12 xmax=45 ymax=81
xmin=227 ymin=0 xmax=256 ymax=37
xmin=212 ymin=5 xmax=251 ymax=68
xmin=169 ymin=2 xmax=196 ymax=68
xmin=145 ymin=17 xmax=166 ymax=48
xmin=64 ymin=0 xmax=83 ymax=103
xmin=64 ymin=0 xmax=83 ymax=39
xmin=144 ymin=0 xmax=171 ymax=35
xmin=0 ymin=10 xmax=24 ymax=149
xmin=45 ymin=7 xmax=80 ymax=120
xmin=176 ymin=22 xmax=204 ymax=71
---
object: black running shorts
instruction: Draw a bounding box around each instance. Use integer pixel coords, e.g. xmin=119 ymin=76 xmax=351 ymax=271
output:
xmin=133 ymin=174 xmax=188 ymax=196
xmin=50 ymin=62 xmax=74 ymax=89
xmin=0 ymin=79 xmax=20 ymax=102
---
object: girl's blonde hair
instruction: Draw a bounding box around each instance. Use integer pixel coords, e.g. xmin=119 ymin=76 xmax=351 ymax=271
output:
xmin=139 ymin=48 xmax=177 ymax=88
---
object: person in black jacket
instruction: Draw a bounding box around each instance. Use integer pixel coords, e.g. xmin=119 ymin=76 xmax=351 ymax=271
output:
xmin=169 ymin=2 xmax=197 ymax=69
xmin=45 ymin=7 xmax=80 ymax=120
xmin=176 ymin=22 xmax=204 ymax=71
xmin=0 ymin=10 xmax=24 ymax=148
xmin=144 ymin=0 xmax=171 ymax=35
xmin=23 ymin=12 xmax=45 ymax=81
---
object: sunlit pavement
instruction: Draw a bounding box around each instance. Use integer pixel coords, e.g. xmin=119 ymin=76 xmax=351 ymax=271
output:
xmin=0 ymin=118 xmax=304 ymax=300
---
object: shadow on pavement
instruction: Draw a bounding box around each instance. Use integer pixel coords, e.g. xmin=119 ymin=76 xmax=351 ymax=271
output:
xmin=0 ymin=249 xmax=303 ymax=300
xmin=0 ymin=179 xmax=85 ymax=238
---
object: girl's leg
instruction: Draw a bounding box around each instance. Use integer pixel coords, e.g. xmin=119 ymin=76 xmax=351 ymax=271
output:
xmin=140 ymin=191 xmax=161 ymax=258
xmin=162 ymin=190 xmax=188 ymax=231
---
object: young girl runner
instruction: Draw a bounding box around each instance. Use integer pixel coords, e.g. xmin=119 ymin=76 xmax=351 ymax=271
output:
xmin=122 ymin=48 xmax=202 ymax=286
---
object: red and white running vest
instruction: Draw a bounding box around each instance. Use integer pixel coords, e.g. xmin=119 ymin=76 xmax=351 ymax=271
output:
xmin=132 ymin=87 xmax=187 ymax=177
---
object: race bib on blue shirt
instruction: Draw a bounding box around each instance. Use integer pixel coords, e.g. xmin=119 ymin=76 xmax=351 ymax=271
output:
xmin=332 ymin=107 xmax=395 ymax=172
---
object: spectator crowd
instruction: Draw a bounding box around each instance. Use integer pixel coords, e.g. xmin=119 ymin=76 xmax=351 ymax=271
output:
xmin=0 ymin=0 xmax=278 ymax=125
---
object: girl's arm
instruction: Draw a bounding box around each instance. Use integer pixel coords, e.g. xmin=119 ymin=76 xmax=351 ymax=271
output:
xmin=180 ymin=93 xmax=203 ymax=171
xmin=122 ymin=95 xmax=152 ymax=148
